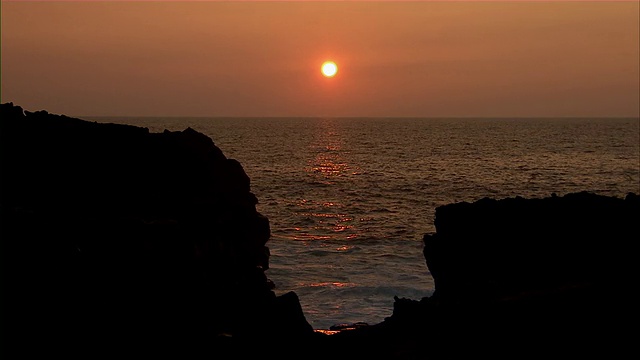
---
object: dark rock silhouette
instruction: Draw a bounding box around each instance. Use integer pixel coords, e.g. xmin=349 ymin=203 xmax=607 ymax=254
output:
xmin=345 ymin=191 xmax=639 ymax=357
xmin=2 ymin=102 xmax=637 ymax=358
xmin=423 ymin=192 xmax=639 ymax=304
xmin=0 ymin=103 xmax=313 ymax=357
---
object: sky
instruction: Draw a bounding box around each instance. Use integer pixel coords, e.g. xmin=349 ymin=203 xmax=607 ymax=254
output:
xmin=1 ymin=1 xmax=639 ymax=118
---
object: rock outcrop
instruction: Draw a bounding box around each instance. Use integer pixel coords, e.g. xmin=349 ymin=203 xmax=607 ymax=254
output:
xmin=377 ymin=191 xmax=639 ymax=357
xmin=2 ymin=102 xmax=637 ymax=358
xmin=0 ymin=103 xmax=313 ymax=357
xmin=423 ymin=191 xmax=639 ymax=304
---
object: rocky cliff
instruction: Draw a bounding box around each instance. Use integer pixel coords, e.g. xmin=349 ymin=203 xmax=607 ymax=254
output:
xmin=2 ymin=103 xmax=637 ymax=358
xmin=423 ymin=191 xmax=638 ymax=304
xmin=0 ymin=103 xmax=313 ymax=357
xmin=319 ymin=191 xmax=638 ymax=358
xmin=370 ymin=191 xmax=639 ymax=357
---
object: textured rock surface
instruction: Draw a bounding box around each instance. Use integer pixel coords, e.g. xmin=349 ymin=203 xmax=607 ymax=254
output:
xmin=0 ymin=103 xmax=313 ymax=357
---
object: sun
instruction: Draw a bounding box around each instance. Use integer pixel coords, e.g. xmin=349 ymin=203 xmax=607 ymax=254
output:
xmin=321 ymin=61 xmax=338 ymax=77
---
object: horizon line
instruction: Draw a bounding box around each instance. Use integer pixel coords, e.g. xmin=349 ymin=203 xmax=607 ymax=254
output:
xmin=79 ymin=115 xmax=640 ymax=120
xmin=4 ymin=0 xmax=636 ymax=2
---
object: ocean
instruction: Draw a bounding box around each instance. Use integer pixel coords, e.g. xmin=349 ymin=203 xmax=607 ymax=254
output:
xmin=87 ymin=116 xmax=640 ymax=330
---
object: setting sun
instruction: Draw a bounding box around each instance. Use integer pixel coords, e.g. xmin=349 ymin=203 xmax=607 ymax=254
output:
xmin=321 ymin=61 xmax=338 ymax=77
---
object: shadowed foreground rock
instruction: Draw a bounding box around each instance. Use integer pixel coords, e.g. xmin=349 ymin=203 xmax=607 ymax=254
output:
xmin=0 ymin=103 xmax=313 ymax=357
xmin=328 ymin=191 xmax=639 ymax=358
xmin=2 ymin=103 xmax=638 ymax=358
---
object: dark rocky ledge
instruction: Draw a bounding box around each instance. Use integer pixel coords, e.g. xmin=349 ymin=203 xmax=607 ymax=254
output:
xmin=2 ymin=103 xmax=638 ymax=358
xmin=318 ymin=190 xmax=638 ymax=358
xmin=0 ymin=103 xmax=313 ymax=357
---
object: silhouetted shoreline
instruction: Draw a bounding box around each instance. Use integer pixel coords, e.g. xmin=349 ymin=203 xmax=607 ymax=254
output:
xmin=1 ymin=103 xmax=637 ymax=358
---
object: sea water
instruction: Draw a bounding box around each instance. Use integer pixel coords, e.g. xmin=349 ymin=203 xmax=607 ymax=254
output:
xmin=88 ymin=116 xmax=640 ymax=330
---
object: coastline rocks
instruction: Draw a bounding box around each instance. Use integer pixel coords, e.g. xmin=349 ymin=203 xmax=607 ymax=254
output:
xmin=388 ymin=191 xmax=639 ymax=356
xmin=2 ymin=102 xmax=638 ymax=358
xmin=0 ymin=103 xmax=313 ymax=356
xmin=324 ymin=192 xmax=639 ymax=358
xmin=423 ymin=191 xmax=639 ymax=304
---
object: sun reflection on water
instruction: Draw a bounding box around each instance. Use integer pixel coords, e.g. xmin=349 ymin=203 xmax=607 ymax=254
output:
xmin=287 ymin=118 xmax=366 ymax=242
xmin=314 ymin=329 xmax=341 ymax=335
xmin=306 ymin=119 xmax=352 ymax=179
xmin=305 ymin=281 xmax=355 ymax=288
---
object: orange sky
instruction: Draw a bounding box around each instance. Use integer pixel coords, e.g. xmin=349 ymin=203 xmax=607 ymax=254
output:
xmin=1 ymin=1 xmax=638 ymax=117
